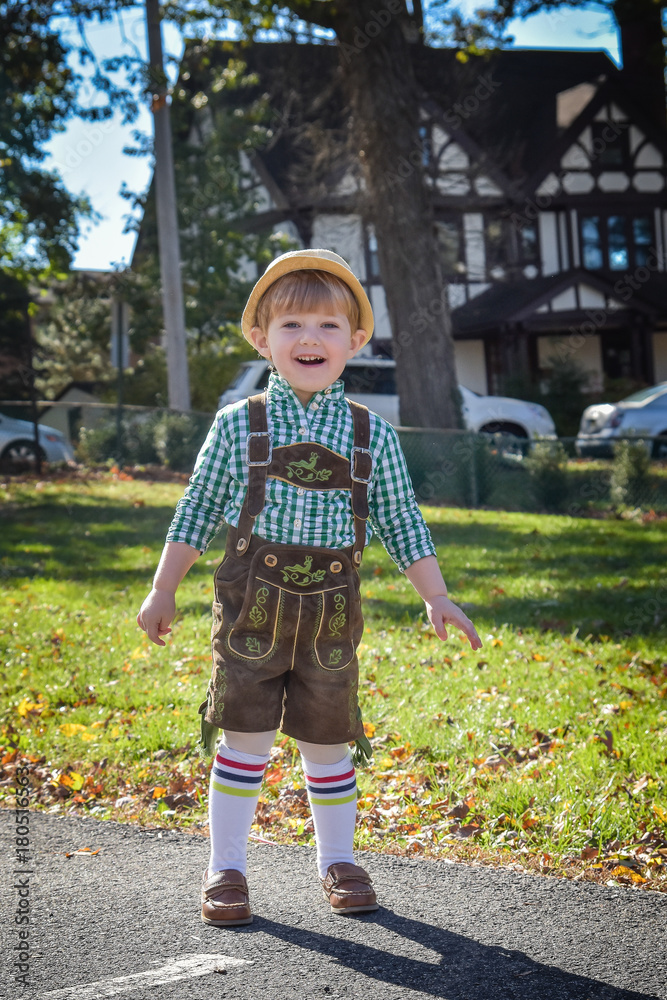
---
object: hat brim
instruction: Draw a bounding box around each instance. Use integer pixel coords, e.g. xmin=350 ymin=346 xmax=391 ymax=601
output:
xmin=241 ymin=253 xmax=374 ymax=346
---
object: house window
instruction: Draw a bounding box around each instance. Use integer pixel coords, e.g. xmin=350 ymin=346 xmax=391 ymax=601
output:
xmin=590 ymin=121 xmax=629 ymax=169
xmin=485 ymin=217 xmax=505 ymax=273
xmin=435 ymin=218 xmax=465 ymax=277
xmin=484 ymin=215 xmax=538 ymax=275
xmin=366 ymin=227 xmax=381 ymax=281
xmin=580 ymin=214 xmax=653 ymax=271
xmin=518 ymin=221 xmax=538 ymax=263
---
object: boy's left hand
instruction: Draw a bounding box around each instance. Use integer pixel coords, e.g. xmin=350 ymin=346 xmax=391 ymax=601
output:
xmin=425 ymin=595 xmax=482 ymax=650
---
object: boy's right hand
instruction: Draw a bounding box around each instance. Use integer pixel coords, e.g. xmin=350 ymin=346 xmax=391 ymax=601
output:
xmin=137 ymin=588 xmax=176 ymax=647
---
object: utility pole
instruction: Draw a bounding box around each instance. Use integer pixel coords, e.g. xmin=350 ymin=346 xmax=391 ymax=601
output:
xmin=145 ymin=0 xmax=190 ymax=411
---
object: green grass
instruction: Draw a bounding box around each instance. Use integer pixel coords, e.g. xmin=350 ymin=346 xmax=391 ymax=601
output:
xmin=1 ymin=471 xmax=666 ymax=890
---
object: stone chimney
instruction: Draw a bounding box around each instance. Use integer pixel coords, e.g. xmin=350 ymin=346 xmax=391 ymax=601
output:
xmin=615 ymin=0 xmax=666 ymax=128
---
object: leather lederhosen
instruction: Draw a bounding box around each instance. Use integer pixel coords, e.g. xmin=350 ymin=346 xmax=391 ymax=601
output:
xmin=200 ymin=392 xmax=373 ymax=748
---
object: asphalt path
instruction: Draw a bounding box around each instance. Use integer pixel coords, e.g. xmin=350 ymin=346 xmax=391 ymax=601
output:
xmin=1 ymin=812 xmax=666 ymax=1000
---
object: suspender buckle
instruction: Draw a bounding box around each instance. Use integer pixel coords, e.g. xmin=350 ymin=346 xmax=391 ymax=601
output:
xmin=350 ymin=446 xmax=372 ymax=484
xmin=246 ymin=431 xmax=272 ymax=466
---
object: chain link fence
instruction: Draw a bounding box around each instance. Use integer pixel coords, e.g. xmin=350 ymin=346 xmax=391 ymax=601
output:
xmin=2 ymin=400 xmax=666 ymax=513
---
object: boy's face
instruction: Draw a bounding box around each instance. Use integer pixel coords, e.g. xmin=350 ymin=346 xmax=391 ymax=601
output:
xmin=250 ymin=309 xmax=367 ymax=407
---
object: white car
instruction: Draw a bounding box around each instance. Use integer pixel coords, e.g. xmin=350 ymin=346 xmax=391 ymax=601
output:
xmin=575 ymin=382 xmax=667 ymax=458
xmin=219 ymin=358 xmax=556 ymax=439
xmin=0 ymin=412 xmax=75 ymax=471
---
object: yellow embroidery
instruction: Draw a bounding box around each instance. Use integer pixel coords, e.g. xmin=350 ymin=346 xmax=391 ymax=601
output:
xmin=285 ymin=452 xmax=333 ymax=483
xmin=328 ymin=593 xmax=346 ymax=638
xmin=249 ymin=586 xmax=269 ymax=628
xmin=281 ymin=555 xmax=326 ymax=587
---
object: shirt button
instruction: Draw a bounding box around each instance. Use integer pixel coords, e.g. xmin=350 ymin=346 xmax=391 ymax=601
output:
xmin=298 ymin=426 xmax=307 ymax=435
xmin=324 ymin=387 xmax=331 ymax=394
xmin=311 ymin=402 xmax=319 ymax=410
xmin=294 ymin=518 xmax=302 ymax=527
xmin=297 ymin=488 xmax=305 ymax=495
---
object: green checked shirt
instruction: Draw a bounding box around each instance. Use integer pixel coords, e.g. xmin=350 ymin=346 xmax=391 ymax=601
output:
xmin=167 ymin=374 xmax=435 ymax=572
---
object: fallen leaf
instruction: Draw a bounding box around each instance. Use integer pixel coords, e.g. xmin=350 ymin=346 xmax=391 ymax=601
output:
xmin=59 ymin=771 xmax=85 ymax=791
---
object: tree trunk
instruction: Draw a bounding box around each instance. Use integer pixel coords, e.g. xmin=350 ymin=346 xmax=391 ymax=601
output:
xmin=332 ymin=0 xmax=462 ymax=428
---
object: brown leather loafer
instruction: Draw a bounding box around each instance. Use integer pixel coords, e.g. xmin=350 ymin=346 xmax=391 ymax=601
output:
xmin=320 ymin=862 xmax=379 ymax=915
xmin=201 ymin=869 xmax=252 ymax=926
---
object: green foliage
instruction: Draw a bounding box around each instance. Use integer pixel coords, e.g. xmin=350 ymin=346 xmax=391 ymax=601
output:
xmin=525 ymin=440 xmax=570 ymax=512
xmin=500 ymin=355 xmax=594 ymax=438
xmin=456 ymin=433 xmax=495 ymax=506
xmin=125 ymin=54 xmax=295 ymax=352
xmin=76 ymin=418 xmax=155 ymax=467
xmin=33 ymin=273 xmax=118 ymax=399
xmin=611 ymin=439 xmax=652 ymax=509
xmin=153 ymin=411 xmax=212 ymax=471
xmin=76 ymin=409 xmax=213 ymax=471
xmin=120 ymin=340 xmax=253 ymax=411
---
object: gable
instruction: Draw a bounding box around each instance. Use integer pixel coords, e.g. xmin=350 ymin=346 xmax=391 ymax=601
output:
xmin=534 ymin=96 xmax=666 ymax=199
xmin=425 ymin=119 xmax=507 ymax=199
xmin=532 ymin=281 xmax=626 ymax=317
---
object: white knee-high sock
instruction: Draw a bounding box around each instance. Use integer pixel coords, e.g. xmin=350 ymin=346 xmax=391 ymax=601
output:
xmin=207 ymin=740 xmax=269 ymax=876
xmin=301 ymin=750 xmax=357 ymax=878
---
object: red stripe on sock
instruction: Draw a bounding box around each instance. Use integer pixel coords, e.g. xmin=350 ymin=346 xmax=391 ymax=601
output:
xmin=215 ymin=754 xmax=266 ymax=772
xmin=304 ymin=768 xmax=355 ymax=784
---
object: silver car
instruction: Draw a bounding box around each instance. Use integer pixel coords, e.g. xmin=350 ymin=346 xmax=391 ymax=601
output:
xmin=0 ymin=412 xmax=75 ymax=471
xmin=575 ymin=382 xmax=667 ymax=458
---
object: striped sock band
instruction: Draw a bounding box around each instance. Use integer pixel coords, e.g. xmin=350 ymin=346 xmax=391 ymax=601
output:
xmin=302 ymin=751 xmax=357 ymax=877
xmin=305 ymin=764 xmax=357 ymax=806
xmin=208 ymin=741 xmax=269 ymax=876
xmin=211 ymin=750 xmax=267 ymax=798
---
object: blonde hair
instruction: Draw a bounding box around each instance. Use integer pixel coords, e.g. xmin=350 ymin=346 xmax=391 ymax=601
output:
xmin=254 ymin=269 xmax=361 ymax=333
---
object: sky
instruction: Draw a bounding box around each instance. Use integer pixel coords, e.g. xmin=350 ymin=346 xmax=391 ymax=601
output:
xmin=45 ymin=2 xmax=620 ymax=273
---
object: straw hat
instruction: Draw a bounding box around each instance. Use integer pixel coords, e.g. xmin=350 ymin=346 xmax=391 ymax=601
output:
xmin=241 ymin=249 xmax=374 ymax=345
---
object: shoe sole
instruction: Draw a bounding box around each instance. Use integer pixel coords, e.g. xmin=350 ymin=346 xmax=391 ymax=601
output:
xmin=329 ymin=902 xmax=379 ymax=914
xmin=201 ymin=912 xmax=253 ymax=926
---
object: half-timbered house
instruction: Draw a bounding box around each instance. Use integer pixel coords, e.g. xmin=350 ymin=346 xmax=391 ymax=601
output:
xmin=168 ymin=31 xmax=667 ymax=396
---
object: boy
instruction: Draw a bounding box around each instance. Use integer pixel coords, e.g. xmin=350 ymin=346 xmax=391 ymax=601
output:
xmin=137 ymin=248 xmax=481 ymax=926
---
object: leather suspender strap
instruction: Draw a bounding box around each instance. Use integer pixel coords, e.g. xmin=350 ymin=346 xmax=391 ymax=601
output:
xmin=235 ymin=392 xmax=271 ymax=554
xmin=347 ymin=399 xmax=372 ymax=566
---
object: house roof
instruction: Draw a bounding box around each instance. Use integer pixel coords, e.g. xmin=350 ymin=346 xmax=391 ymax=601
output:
xmin=452 ymin=268 xmax=663 ymax=334
xmin=179 ymin=40 xmax=619 ymax=207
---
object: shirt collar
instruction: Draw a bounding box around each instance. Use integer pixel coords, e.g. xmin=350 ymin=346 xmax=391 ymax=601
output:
xmin=266 ymin=372 xmax=347 ymax=409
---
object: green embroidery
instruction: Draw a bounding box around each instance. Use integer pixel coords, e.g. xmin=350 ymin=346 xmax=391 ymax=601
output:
xmin=245 ymin=636 xmax=261 ymax=654
xmin=285 ymin=452 xmax=332 ymax=483
xmin=328 ymin=593 xmax=346 ymax=638
xmin=328 ymin=648 xmax=342 ymax=665
xmin=281 ymin=554 xmax=326 ymax=587
xmin=248 ymin=586 xmax=269 ymax=628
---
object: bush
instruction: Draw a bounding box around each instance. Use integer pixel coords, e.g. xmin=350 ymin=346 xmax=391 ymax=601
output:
xmin=76 ymin=415 xmax=160 ymax=466
xmin=455 ymin=433 xmax=495 ymax=506
xmin=610 ymin=440 xmax=651 ymax=509
xmin=153 ymin=412 xmax=211 ymax=472
xmin=525 ymin=440 xmax=570 ymax=511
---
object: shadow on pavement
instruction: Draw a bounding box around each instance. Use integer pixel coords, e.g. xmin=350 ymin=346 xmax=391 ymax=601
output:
xmin=254 ymin=910 xmax=659 ymax=1000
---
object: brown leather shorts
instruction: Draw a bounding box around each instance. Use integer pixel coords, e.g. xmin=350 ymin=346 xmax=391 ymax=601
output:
xmin=204 ymin=526 xmax=365 ymax=745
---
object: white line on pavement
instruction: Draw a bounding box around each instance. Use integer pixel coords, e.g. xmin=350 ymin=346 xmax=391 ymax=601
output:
xmin=39 ymin=954 xmax=250 ymax=999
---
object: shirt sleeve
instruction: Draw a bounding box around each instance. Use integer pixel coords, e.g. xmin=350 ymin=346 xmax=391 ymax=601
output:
xmin=166 ymin=410 xmax=236 ymax=552
xmin=367 ymin=421 xmax=436 ymax=572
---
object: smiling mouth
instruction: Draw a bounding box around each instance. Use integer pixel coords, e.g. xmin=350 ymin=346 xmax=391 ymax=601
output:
xmin=296 ymin=356 xmax=325 ymax=366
